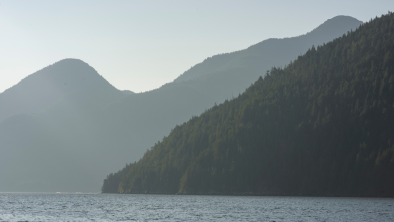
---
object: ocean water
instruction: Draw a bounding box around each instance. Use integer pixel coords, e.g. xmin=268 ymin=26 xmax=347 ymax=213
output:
xmin=0 ymin=193 xmax=393 ymax=221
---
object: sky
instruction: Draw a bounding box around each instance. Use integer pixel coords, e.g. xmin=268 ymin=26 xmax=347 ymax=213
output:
xmin=0 ymin=0 xmax=393 ymax=93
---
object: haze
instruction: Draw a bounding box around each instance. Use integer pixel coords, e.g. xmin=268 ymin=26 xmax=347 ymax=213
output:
xmin=0 ymin=0 xmax=392 ymax=93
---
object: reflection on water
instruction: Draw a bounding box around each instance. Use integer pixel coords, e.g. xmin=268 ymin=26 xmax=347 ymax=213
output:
xmin=0 ymin=193 xmax=393 ymax=221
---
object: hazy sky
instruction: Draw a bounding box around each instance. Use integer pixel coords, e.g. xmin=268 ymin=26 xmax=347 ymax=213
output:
xmin=0 ymin=1 xmax=393 ymax=93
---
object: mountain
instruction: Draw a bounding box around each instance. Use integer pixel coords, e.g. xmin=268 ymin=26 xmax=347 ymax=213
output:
xmin=97 ymin=14 xmax=363 ymax=167
xmin=102 ymin=13 xmax=394 ymax=197
xmin=0 ymin=59 xmax=123 ymax=123
xmin=0 ymin=16 xmax=362 ymax=192
xmin=0 ymin=59 xmax=125 ymax=192
xmin=174 ymin=16 xmax=362 ymax=83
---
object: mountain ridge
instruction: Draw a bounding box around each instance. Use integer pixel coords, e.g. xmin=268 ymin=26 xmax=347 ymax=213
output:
xmin=0 ymin=15 xmax=363 ymax=192
xmin=0 ymin=58 xmax=123 ymax=123
xmin=102 ymin=13 xmax=394 ymax=196
xmin=174 ymin=15 xmax=362 ymax=83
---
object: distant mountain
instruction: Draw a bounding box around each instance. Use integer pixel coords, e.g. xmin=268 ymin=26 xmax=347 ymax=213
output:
xmin=0 ymin=16 xmax=362 ymax=192
xmin=156 ymin=16 xmax=363 ymax=114
xmin=98 ymin=15 xmax=363 ymax=164
xmin=0 ymin=59 xmax=123 ymax=123
xmin=0 ymin=59 xmax=126 ymax=192
xmin=174 ymin=16 xmax=362 ymax=84
xmin=102 ymin=13 xmax=394 ymax=197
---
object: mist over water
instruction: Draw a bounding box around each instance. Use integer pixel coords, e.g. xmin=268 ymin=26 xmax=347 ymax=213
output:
xmin=0 ymin=193 xmax=393 ymax=221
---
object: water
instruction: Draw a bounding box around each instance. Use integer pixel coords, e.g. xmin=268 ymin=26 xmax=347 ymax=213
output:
xmin=0 ymin=193 xmax=393 ymax=221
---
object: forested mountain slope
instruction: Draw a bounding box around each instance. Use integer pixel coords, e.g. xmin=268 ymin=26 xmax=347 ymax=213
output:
xmin=174 ymin=16 xmax=362 ymax=84
xmin=102 ymin=13 xmax=394 ymax=197
xmin=0 ymin=16 xmax=361 ymax=192
xmin=97 ymin=15 xmax=362 ymax=169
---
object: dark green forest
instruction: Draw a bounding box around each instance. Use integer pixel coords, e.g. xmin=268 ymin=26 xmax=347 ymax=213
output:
xmin=102 ymin=13 xmax=394 ymax=197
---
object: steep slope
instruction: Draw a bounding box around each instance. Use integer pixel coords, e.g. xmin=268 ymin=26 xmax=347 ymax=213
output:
xmin=0 ymin=16 xmax=361 ymax=192
xmin=0 ymin=59 xmax=125 ymax=192
xmin=174 ymin=16 xmax=362 ymax=84
xmin=103 ymin=13 xmax=394 ymax=197
xmin=0 ymin=59 xmax=122 ymax=123
xmin=100 ymin=15 xmax=362 ymax=164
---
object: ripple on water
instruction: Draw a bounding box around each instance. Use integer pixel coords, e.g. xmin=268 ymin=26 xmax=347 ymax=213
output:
xmin=0 ymin=194 xmax=393 ymax=221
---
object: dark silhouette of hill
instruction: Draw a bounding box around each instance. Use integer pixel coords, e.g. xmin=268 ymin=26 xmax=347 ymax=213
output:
xmin=102 ymin=13 xmax=394 ymax=197
xmin=0 ymin=16 xmax=361 ymax=192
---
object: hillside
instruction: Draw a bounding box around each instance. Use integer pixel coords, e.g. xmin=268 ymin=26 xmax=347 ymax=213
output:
xmin=96 ymin=15 xmax=362 ymax=167
xmin=102 ymin=13 xmax=394 ymax=197
xmin=0 ymin=59 xmax=126 ymax=192
xmin=174 ymin=16 xmax=362 ymax=84
xmin=0 ymin=59 xmax=123 ymax=123
xmin=0 ymin=16 xmax=361 ymax=192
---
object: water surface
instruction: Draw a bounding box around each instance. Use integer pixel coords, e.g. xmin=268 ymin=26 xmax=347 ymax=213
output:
xmin=0 ymin=193 xmax=393 ymax=221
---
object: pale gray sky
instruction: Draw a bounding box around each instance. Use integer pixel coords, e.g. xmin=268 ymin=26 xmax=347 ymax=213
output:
xmin=0 ymin=0 xmax=393 ymax=93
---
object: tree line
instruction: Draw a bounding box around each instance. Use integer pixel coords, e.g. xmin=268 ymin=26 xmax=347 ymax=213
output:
xmin=102 ymin=12 xmax=394 ymax=197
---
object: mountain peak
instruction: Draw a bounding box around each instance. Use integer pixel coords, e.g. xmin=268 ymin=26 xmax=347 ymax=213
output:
xmin=21 ymin=58 xmax=100 ymax=86
xmin=307 ymin=15 xmax=362 ymax=37
xmin=321 ymin=15 xmax=362 ymax=25
xmin=173 ymin=15 xmax=363 ymax=83
xmin=3 ymin=58 xmax=115 ymax=95
xmin=0 ymin=58 xmax=120 ymax=123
